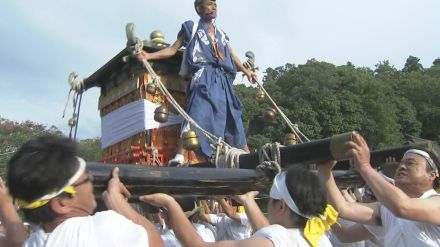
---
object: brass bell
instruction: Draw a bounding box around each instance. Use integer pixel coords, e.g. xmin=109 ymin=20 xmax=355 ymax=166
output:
xmin=181 ymin=130 xmax=200 ymax=150
xmin=68 ymin=117 xmax=77 ymax=127
xmin=262 ymin=107 xmax=277 ymax=122
xmin=255 ymin=90 xmax=265 ymax=101
xmin=154 ymin=105 xmax=169 ymax=123
xmin=146 ymin=82 xmax=157 ymax=94
xmin=284 ymin=133 xmax=297 ymax=146
xmin=150 ymin=30 xmax=165 ymax=44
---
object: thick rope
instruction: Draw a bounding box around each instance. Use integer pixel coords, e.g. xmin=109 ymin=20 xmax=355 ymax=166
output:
xmin=257 ymin=142 xmax=282 ymax=174
xmin=215 ymin=146 xmax=248 ymax=168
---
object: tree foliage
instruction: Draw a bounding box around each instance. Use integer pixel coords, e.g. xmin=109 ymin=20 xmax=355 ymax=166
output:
xmin=0 ymin=117 xmax=102 ymax=178
xmin=78 ymin=138 xmax=102 ymax=162
xmin=237 ymin=56 xmax=439 ymax=150
xmin=0 ymin=117 xmax=63 ymax=178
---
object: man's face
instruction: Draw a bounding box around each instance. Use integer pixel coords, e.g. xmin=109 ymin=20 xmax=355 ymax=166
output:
xmin=68 ymin=172 xmax=96 ymax=214
xmin=394 ymin=153 xmax=435 ymax=190
xmin=198 ymin=1 xmax=217 ymax=20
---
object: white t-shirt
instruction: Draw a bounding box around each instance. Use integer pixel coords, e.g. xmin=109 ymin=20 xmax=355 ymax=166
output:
xmin=363 ymin=224 xmax=384 ymax=247
xmin=24 ymin=210 xmax=149 ymax=247
xmin=161 ymin=229 xmax=181 ymax=247
xmin=209 ymin=213 xmax=251 ymax=240
xmin=327 ymin=218 xmax=366 ymax=247
xmin=161 ymin=223 xmax=215 ymax=247
xmin=378 ymin=189 xmax=440 ymax=247
xmin=254 ymin=224 xmax=332 ymax=247
xmin=193 ymin=222 xmax=216 ymax=242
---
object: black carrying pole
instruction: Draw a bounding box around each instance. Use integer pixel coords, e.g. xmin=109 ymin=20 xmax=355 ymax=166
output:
xmin=89 ymin=163 xmax=273 ymax=196
xmin=88 ymin=163 xmax=366 ymax=196
xmin=88 ymin=131 xmax=436 ymax=196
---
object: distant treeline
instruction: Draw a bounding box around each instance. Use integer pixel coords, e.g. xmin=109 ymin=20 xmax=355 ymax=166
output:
xmin=235 ymin=56 xmax=440 ymax=150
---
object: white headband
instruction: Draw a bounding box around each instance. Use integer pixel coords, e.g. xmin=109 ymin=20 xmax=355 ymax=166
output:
xmin=404 ymin=149 xmax=438 ymax=176
xmin=269 ymin=172 xmax=311 ymax=219
xmin=32 ymin=157 xmax=86 ymax=202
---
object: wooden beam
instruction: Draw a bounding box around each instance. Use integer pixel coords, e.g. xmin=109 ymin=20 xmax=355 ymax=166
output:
xmin=88 ymin=163 xmax=367 ymax=196
xmin=88 ymin=163 xmax=272 ymax=196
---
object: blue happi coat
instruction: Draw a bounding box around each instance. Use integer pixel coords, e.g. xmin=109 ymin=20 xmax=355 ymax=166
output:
xmin=179 ymin=20 xmax=247 ymax=157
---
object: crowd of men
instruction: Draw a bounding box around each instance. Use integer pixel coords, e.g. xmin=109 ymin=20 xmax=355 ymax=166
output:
xmin=0 ymin=132 xmax=439 ymax=247
xmin=1 ymin=0 xmax=439 ymax=246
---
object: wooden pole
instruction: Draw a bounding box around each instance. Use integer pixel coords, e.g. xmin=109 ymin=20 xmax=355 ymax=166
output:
xmin=88 ymin=163 xmax=272 ymax=196
xmin=88 ymin=163 xmax=366 ymax=196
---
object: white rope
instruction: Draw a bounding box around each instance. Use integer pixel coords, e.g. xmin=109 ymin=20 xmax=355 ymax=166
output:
xmin=62 ymin=72 xmax=85 ymax=119
xmin=215 ymin=145 xmax=248 ymax=168
xmin=257 ymin=142 xmax=282 ymax=174
xmin=225 ymin=147 xmax=248 ymax=169
xmin=139 ymin=56 xmax=232 ymax=152
xmin=242 ymin=54 xmax=309 ymax=143
xmin=124 ymin=25 xmax=236 ymax=159
xmin=254 ymin=80 xmax=310 ymax=143
xmin=68 ymin=72 xmax=85 ymax=93
xmin=151 ymin=147 xmax=162 ymax=166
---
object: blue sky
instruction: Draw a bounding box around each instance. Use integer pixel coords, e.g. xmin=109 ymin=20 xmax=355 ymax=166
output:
xmin=1 ymin=0 xmax=439 ymax=139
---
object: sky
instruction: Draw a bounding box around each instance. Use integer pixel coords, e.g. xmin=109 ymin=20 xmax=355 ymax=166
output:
xmin=1 ymin=0 xmax=439 ymax=140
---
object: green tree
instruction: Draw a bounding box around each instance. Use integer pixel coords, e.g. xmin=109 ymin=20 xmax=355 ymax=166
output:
xmin=78 ymin=138 xmax=102 ymax=162
xmin=237 ymin=58 xmax=425 ymax=150
xmin=0 ymin=117 xmax=63 ymax=178
xmin=402 ymin=55 xmax=424 ymax=73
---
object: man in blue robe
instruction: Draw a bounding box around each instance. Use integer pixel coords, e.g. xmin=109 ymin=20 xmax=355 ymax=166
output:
xmin=138 ymin=0 xmax=257 ymax=162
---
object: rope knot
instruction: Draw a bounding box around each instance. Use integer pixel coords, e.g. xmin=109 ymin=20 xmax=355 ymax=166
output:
xmin=257 ymin=142 xmax=282 ymax=175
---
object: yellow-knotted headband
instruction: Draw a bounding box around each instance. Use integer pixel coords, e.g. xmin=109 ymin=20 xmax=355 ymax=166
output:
xmin=270 ymin=172 xmax=339 ymax=247
xmin=16 ymin=157 xmax=86 ymax=210
xmin=17 ymin=186 xmax=77 ymax=209
xmin=304 ymin=204 xmax=339 ymax=247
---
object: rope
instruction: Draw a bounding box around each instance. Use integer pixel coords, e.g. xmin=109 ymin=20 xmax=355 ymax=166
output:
xmin=124 ymin=31 xmax=232 ymax=154
xmin=62 ymin=72 xmax=85 ymax=118
xmin=257 ymin=142 xmax=282 ymax=174
xmin=215 ymin=145 xmax=248 ymax=169
xmin=141 ymin=59 xmax=230 ymax=149
xmin=151 ymin=147 xmax=162 ymax=166
xmin=254 ymin=80 xmax=310 ymax=143
xmin=73 ymin=92 xmax=83 ymax=141
xmin=62 ymin=72 xmax=85 ymax=141
xmin=242 ymin=53 xmax=309 ymax=143
xmin=225 ymin=147 xmax=248 ymax=169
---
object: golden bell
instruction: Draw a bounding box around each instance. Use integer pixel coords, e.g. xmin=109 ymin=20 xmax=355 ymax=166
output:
xmin=181 ymin=130 xmax=200 ymax=150
xmin=154 ymin=105 xmax=169 ymax=123
xmin=146 ymin=82 xmax=157 ymax=94
xmin=255 ymin=90 xmax=265 ymax=101
xmin=284 ymin=133 xmax=297 ymax=146
xmin=68 ymin=117 xmax=77 ymax=127
xmin=262 ymin=108 xmax=277 ymax=123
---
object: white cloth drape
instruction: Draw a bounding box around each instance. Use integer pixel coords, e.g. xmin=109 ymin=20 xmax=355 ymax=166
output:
xmin=101 ymin=99 xmax=183 ymax=149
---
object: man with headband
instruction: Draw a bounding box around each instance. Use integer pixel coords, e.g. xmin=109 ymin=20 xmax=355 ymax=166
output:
xmin=7 ymin=136 xmax=163 ymax=247
xmin=318 ymin=132 xmax=440 ymax=246
xmin=137 ymin=0 xmax=257 ymax=165
xmin=140 ymin=166 xmax=338 ymax=247
xmin=199 ymin=197 xmax=251 ymax=241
